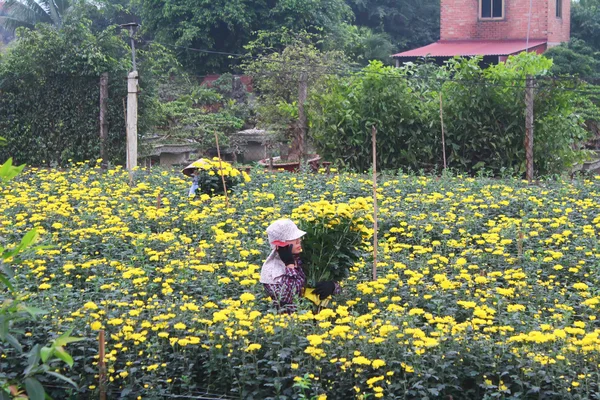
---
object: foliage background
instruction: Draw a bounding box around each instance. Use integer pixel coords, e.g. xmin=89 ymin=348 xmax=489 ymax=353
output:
xmin=0 ymin=13 xmax=174 ymax=166
xmin=309 ymin=54 xmax=591 ymax=176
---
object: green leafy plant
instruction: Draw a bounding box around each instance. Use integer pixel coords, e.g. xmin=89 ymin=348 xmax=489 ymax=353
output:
xmin=309 ymin=60 xmax=434 ymax=172
xmin=293 ymin=373 xmax=326 ymax=400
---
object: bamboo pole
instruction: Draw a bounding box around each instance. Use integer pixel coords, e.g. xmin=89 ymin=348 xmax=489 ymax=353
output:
xmin=439 ymin=91 xmax=447 ymax=170
xmin=372 ymin=125 xmax=378 ymax=281
xmin=98 ymin=330 xmax=106 ymax=400
xmin=99 ymin=73 xmax=108 ymax=169
xmin=214 ymin=132 xmax=229 ymax=208
xmin=525 ymin=75 xmax=535 ymax=183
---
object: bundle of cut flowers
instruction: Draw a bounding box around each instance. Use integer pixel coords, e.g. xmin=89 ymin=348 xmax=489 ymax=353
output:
xmin=291 ymin=198 xmax=372 ymax=287
xmin=190 ymin=158 xmax=251 ymax=195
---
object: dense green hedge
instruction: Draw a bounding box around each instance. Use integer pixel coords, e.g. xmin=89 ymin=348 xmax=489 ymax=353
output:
xmin=0 ymin=17 xmax=166 ymax=166
xmin=0 ymin=73 xmax=127 ymax=165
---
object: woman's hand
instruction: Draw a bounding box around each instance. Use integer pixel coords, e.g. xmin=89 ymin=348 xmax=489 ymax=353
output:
xmin=314 ymin=281 xmax=336 ymax=300
xmin=276 ymin=244 xmax=295 ymax=267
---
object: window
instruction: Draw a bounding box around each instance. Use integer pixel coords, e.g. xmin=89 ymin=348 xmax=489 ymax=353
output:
xmin=556 ymin=0 xmax=562 ymax=18
xmin=480 ymin=0 xmax=503 ymax=19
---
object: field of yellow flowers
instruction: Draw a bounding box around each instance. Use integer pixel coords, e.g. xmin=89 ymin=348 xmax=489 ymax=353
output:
xmin=2 ymin=163 xmax=600 ymax=399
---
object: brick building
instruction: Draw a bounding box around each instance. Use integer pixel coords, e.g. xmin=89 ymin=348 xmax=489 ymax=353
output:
xmin=393 ymin=0 xmax=570 ymax=65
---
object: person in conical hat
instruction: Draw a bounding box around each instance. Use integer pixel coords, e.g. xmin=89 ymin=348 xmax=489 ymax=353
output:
xmin=260 ymin=218 xmax=339 ymax=313
xmin=182 ymin=159 xmax=207 ymax=197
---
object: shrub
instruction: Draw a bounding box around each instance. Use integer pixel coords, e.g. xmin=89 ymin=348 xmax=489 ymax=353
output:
xmin=309 ymin=54 xmax=592 ymax=176
xmin=310 ymin=61 xmax=433 ymax=172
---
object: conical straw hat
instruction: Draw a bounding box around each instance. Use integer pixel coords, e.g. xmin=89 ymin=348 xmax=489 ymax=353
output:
xmin=181 ymin=158 xmax=210 ymax=177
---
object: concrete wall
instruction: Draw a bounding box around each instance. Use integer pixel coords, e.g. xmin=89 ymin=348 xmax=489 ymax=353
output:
xmin=242 ymin=142 xmax=267 ymax=162
xmin=160 ymin=152 xmax=189 ymax=166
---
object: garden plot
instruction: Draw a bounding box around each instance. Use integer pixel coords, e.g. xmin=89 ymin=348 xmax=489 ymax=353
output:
xmin=2 ymin=164 xmax=600 ymax=399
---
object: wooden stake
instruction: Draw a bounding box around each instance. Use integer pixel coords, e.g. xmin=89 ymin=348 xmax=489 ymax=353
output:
xmin=297 ymin=71 xmax=308 ymax=161
xmin=517 ymin=230 xmax=524 ymax=258
xmin=98 ymin=330 xmax=107 ymax=400
xmin=525 ymin=75 xmax=535 ymax=183
xmin=214 ymin=132 xmax=229 ymax=208
xmin=372 ymin=125 xmax=378 ymax=281
xmin=439 ymin=91 xmax=447 ymax=170
xmin=99 ymin=72 xmax=109 ymax=169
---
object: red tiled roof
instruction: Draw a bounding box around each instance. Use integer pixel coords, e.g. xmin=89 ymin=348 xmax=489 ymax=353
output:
xmin=393 ymin=39 xmax=547 ymax=58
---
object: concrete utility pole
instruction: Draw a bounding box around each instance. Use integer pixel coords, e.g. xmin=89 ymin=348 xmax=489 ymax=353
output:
xmin=121 ymin=22 xmax=140 ymax=172
xmin=126 ymin=71 xmax=138 ymax=171
xmin=121 ymin=22 xmax=139 ymax=71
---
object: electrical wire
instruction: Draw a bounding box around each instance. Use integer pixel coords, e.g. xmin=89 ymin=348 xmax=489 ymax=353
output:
xmin=2 ymin=38 xmax=600 ymax=95
xmin=526 ymin=0 xmax=533 ymax=51
xmin=40 ymin=384 xmax=239 ymax=400
xmin=141 ymin=38 xmax=600 ymax=89
xmin=2 ymin=33 xmax=599 ymax=92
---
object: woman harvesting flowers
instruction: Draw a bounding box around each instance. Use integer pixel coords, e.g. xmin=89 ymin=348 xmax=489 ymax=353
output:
xmin=260 ymin=219 xmax=340 ymax=313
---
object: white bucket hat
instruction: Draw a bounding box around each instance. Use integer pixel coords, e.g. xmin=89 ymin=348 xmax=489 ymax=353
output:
xmin=266 ymin=219 xmax=306 ymax=246
xmin=260 ymin=219 xmax=306 ymax=285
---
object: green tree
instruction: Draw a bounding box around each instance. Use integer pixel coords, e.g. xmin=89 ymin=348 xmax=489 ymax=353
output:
xmin=73 ymin=0 xmax=141 ymax=33
xmin=0 ymin=0 xmax=72 ymax=32
xmin=571 ymin=0 xmax=600 ymax=52
xmin=345 ymin=0 xmax=439 ymax=54
xmin=135 ymin=0 xmax=351 ymax=74
xmin=328 ymin=23 xmax=394 ymax=64
xmin=545 ymin=39 xmax=600 ymax=77
xmin=0 ymin=2 xmax=14 ymax=43
xmin=0 ymin=18 xmax=128 ymax=166
xmin=310 ymin=53 xmax=590 ymax=176
xmin=544 ymin=38 xmax=600 ymax=151
xmin=243 ymin=30 xmax=346 ymax=161
xmin=309 ymin=60 xmax=433 ymax=171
